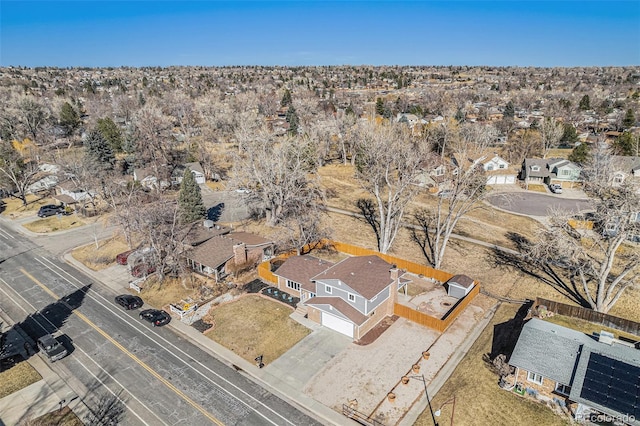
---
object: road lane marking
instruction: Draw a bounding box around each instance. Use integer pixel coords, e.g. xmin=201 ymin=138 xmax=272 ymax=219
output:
xmin=37 ymin=256 xmax=301 ymax=426
xmin=0 ymin=278 xmax=158 ymax=426
xmin=0 ymin=227 xmax=15 ymax=239
xmin=19 ymin=268 xmax=225 ymax=426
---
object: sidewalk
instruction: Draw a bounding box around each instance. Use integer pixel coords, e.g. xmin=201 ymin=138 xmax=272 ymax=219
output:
xmin=0 ymin=311 xmax=88 ymax=425
xmin=62 ymin=252 xmax=350 ymax=426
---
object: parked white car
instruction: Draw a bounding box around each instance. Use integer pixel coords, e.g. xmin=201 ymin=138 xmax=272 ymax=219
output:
xmin=549 ymin=183 xmax=563 ymax=194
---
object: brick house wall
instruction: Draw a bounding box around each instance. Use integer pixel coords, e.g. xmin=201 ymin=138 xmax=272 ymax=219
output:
xmin=307 ymin=306 xmax=322 ymax=324
xmin=355 ymin=304 xmax=392 ymax=340
xmin=515 ymin=368 xmax=565 ymax=400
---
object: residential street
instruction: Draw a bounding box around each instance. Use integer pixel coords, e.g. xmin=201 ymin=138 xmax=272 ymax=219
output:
xmin=486 ymin=192 xmax=592 ymax=217
xmin=0 ymin=222 xmax=321 ymax=426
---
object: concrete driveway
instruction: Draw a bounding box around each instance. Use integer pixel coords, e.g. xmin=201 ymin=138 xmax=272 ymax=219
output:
xmin=265 ymin=327 xmax=352 ymax=390
xmin=487 ymin=192 xmax=593 ymax=217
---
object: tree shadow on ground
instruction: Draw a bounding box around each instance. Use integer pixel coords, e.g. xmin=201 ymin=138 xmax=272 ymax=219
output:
xmin=488 ymin=232 xmax=590 ymax=308
xmin=207 ymin=203 xmax=224 ymax=222
xmin=488 ymin=302 xmax=532 ymax=360
xmin=1 ymin=284 xmax=91 ymax=370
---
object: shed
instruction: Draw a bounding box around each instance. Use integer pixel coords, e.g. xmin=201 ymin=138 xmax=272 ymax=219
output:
xmin=446 ymin=274 xmax=475 ymax=299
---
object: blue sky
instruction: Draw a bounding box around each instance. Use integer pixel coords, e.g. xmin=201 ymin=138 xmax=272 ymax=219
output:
xmin=1 ymin=1 xmax=638 ymax=67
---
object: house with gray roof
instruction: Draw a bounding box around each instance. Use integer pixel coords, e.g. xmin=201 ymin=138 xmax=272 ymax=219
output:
xmin=273 ymin=255 xmax=402 ymax=339
xmin=509 ymin=318 xmax=640 ymax=425
xmin=520 ymin=158 xmax=582 ymax=188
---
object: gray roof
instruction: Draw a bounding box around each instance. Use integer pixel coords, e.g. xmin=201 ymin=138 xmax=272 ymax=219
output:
xmin=311 ymin=255 xmax=394 ymax=300
xmin=510 ymin=318 xmax=640 ymax=422
xmin=523 ymin=158 xmax=551 ymax=179
xmin=509 ymin=318 xmax=584 ymax=385
xmin=612 ymin=156 xmax=640 ymax=173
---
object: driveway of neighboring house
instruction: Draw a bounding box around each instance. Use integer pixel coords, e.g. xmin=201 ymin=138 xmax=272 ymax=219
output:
xmin=487 ymin=192 xmax=592 ymax=217
xmin=199 ymin=187 xmax=250 ymax=222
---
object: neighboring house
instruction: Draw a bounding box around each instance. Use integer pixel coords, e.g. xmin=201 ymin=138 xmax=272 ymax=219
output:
xmin=479 ymin=154 xmax=517 ymax=185
xmin=133 ymin=167 xmax=170 ymax=190
xmin=178 ymin=220 xmax=231 ymax=247
xmin=275 ymin=254 xmax=403 ymax=339
xmin=185 ymin=232 xmax=274 ymax=281
xmin=521 ymin=158 xmax=582 ymax=187
xmin=611 ymin=156 xmax=640 ymax=186
xmin=54 ymin=180 xmax=95 ymax=206
xmin=172 ymin=162 xmax=206 ymax=185
xmin=396 ymin=113 xmax=420 ymax=127
xmin=509 ymin=318 xmax=640 ymax=425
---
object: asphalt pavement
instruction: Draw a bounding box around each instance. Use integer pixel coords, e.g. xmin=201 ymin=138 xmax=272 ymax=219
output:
xmin=486 ymin=192 xmax=592 ymax=217
xmin=0 ymin=220 xmax=323 ymax=426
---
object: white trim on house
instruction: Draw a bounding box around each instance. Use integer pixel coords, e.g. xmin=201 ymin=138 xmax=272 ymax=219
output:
xmin=527 ymin=371 xmax=544 ymax=385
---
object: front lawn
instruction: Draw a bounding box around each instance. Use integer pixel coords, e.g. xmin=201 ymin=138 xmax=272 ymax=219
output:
xmin=414 ymin=303 xmax=569 ymax=426
xmin=23 ymin=215 xmax=86 ymax=233
xmin=0 ymin=361 xmax=42 ymax=398
xmin=0 ymin=195 xmax=56 ymax=219
xmin=71 ymin=236 xmax=131 ymax=271
xmin=139 ymin=276 xmax=197 ymax=310
xmin=31 ymin=406 xmax=83 ymax=426
xmin=205 ymin=295 xmax=311 ymax=365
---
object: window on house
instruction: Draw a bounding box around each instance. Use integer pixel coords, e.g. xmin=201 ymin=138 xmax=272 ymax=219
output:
xmin=614 ymin=175 xmax=624 ymax=184
xmin=531 ymin=165 xmax=540 ymax=172
xmin=309 ymin=293 xmax=316 ymax=298
xmin=561 ymin=169 xmax=569 ymax=176
xmin=348 ymin=293 xmax=355 ymax=302
xmin=286 ymin=280 xmax=300 ymax=291
xmin=555 ymin=383 xmax=571 ymax=396
xmin=499 ymin=164 xmax=506 ymax=169
xmin=435 ymin=167 xmax=444 ymax=176
xmin=527 ymin=372 xmax=543 ymax=385
xmin=487 ymin=164 xmax=494 ymax=171
xmin=325 ymin=285 xmax=332 ymax=294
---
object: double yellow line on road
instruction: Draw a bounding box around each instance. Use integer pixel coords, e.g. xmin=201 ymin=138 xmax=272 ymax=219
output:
xmin=20 ymin=268 xmax=224 ymax=426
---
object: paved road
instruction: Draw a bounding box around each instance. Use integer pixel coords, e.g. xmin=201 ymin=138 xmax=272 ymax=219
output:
xmin=0 ymin=223 xmax=320 ymax=426
xmin=486 ymin=192 xmax=593 ymax=217
xmin=200 ymin=188 xmax=251 ymax=223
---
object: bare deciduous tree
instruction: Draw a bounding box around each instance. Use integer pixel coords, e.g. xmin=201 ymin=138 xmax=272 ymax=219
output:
xmin=539 ymin=117 xmax=563 ymax=158
xmin=354 ymin=121 xmax=424 ymax=253
xmin=526 ymin=150 xmax=640 ymax=313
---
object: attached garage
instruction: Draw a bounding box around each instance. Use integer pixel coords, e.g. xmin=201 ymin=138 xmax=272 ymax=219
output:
xmin=487 ymin=175 xmax=516 ymax=185
xmin=321 ymin=312 xmax=354 ymax=338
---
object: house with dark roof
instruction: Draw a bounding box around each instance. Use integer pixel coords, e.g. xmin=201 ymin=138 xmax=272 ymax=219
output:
xmin=520 ymin=158 xmax=582 ymax=188
xmin=185 ymin=232 xmax=274 ymax=281
xmin=273 ymin=255 xmax=402 ymax=339
xmin=509 ymin=318 xmax=640 ymax=425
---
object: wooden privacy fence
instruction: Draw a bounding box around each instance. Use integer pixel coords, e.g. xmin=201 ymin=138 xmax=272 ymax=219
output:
xmin=257 ymin=239 xmax=456 ymax=285
xmin=536 ymin=297 xmax=640 ymax=336
xmin=395 ymin=284 xmax=481 ymax=332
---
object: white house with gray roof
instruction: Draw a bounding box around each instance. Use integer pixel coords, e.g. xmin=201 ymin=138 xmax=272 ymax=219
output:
xmin=520 ymin=158 xmax=582 ymax=188
xmin=509 ymin=318 xmax=640 ymax=425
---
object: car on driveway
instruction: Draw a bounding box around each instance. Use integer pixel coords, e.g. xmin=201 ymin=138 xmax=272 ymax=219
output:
xmin=115 ymin=294 xmax=143 ymax=310
xmin=549 ymin=183 xmax=563 ymax=194
xmin=116 ymin=250 xmax=136 ymax=265
xmin=37 ymin=204 xmax=65 ymax=218
xmin=139 ymin=309 xmax=171 ymax=327
xmin=37 ymin=334 xmax=68 ymax=362
xmin=131 ymin=263 xmax=156 ymax=278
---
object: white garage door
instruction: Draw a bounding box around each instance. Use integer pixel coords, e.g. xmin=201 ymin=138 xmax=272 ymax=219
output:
xmin=506 ymin=175 xmax=516 ymax=184
xmin=321 ymin=312 xmax=354 ymax=338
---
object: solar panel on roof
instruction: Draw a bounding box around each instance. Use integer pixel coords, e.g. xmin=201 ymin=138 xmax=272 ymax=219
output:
xmin=580 ymin=353 xmax=640 ymax=418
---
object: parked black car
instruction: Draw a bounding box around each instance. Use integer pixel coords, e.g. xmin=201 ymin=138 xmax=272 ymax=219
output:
xmin=37 ymin=204 xmax=64 ymax=218
xmin=139 ymin=309 xmax=171 ymax=327
xmin=115 ymin=294 xmax=143 ymax=310
xmin=37 ymin=334 xmax=68 ymax=362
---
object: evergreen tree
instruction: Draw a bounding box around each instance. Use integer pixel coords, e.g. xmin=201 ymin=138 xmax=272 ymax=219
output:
xmin=561 ymin=123 xmax=579 ymax=145
xmin=579 ymin=94 xmax=591 ymax=111
xmin=568 ymin=143 xmax=591 ymax=164
xmin=59 ymin=102 xmax=81 ymax=137
xmin=622 ymin=108 xmax=636 ymax=129
xmin=286 ymin=105 xmax=299 ymax=136
xmin=612 ymin=132 xmax=639 ymax=156
xmin=84 ymin=129 xmax=115 ymax=171
xmin=178 ymin=169 xmax=206 ymax=224
xmin=376 ymin=98 xmax=384 ymax=116
xmin=96 ymin=117 xmax=123 ymax=153
xmin=503 ymin=101 xmax=515 ymax=118
xmin=281 ymin=88 xmax=292 ymax=107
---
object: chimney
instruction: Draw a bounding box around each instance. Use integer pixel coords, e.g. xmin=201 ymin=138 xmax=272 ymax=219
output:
xmin=387 ymin=265 xmax=400 ymax=315
xmin=233 ymin=243 xmax=247 ymax=265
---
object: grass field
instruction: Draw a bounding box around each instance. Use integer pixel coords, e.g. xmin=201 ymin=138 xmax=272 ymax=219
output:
xmin=527 ymin=183 xmax=548 ymax=193
xmin=30 ymin=406 xmax=84 ymax=426
xmin=23 ymin=214 xmax=86 ymax=233
xmin=71 ymin=236 xmax=130 ymax=271
xmin=415 ymin=303 xmax=570 ymax=426
xmin=0 ymin=361 xmax=42 ymax=399
xmin=0 ymin=195 xmax=56 ymax=219
xmin=205 ymin=295 xmax=311 ymax=365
